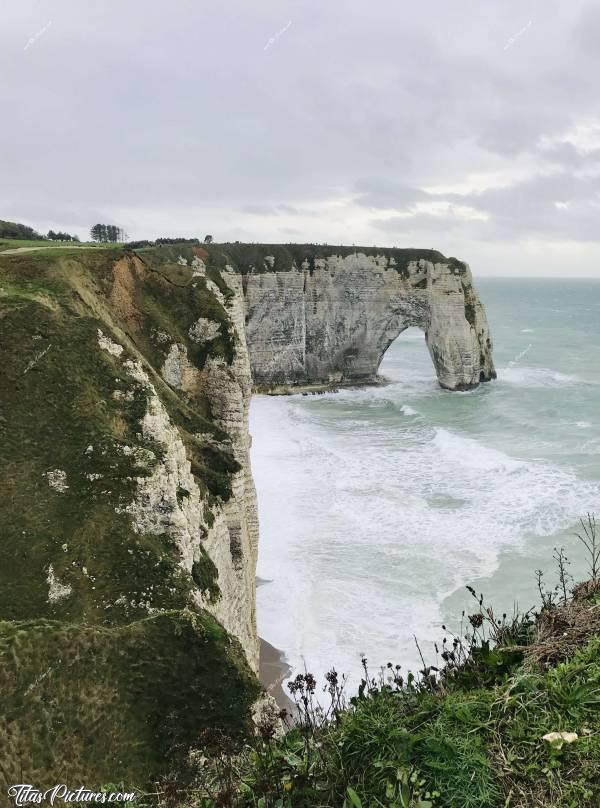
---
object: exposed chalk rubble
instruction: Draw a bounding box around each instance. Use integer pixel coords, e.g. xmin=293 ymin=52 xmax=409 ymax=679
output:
xmin=46 ymin=564 xmax=72 ymax=602
xmin=44 ymin=468 xmax=69 ymax=492
xmin=189 ymin=317 xmax=221 ymax=343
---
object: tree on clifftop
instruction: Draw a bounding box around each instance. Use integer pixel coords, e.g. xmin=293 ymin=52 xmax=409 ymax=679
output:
xmin=47 ymin=230 xmax=79 ymax=242
xmin=90 ymin=224 xmax=104 ymax=242
xmin=0 ymin=219 xmax=41 ymax=239
xmin=90 ymin=223 xmax=126 ymax=243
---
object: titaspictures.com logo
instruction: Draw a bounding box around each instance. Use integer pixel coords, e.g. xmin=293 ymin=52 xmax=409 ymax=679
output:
xmin=7 ymin=784 xmax=137 ymax=805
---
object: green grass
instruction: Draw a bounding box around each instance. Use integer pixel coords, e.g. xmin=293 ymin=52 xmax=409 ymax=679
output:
xmin=1 ymin=259 xmax=193 ymax=624
xmin=0 ymin=239 xmax=468 ymax=281
xmin=0 ymin=237 xmax=125 ymax=253
xmin=229 ymin=639 xmax=600 ymax=807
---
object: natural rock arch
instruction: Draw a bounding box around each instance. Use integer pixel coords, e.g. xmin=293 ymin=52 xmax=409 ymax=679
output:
xmin=241 ymin=250 xmax=496 ymax=391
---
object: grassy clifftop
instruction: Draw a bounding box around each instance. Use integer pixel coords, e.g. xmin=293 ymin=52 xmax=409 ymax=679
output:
xmin=218 ymin=243 xmax=466 ymax=276
xmin=0 ymin=246 xmax=260 ymax=790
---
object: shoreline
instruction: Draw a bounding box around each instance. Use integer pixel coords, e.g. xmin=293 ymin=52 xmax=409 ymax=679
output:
xmin=252 ymin=375 xmax=391 ymax=397
xmin=259 ymin=637 xmax=295 ymax=713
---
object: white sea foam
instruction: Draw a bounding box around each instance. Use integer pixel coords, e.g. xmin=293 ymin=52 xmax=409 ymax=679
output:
xmin=432 ymin=427 xmax=522 ymax=472
xmin=498 ymin=366 xmax=583 ymax=387
xmin=251 ymin=393 xmax=600 ymax=686
xmin=400 ymin=404 xmax=417 ymax=416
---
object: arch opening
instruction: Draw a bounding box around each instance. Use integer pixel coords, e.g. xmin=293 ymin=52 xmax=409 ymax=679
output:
xmin=378 ymin=326 xmax=436 ymax=387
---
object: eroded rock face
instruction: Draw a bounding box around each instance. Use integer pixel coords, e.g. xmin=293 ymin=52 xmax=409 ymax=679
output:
xmin=243 ymin=253 xmax=495 ymax=391
xmin=192 ymin=272 xmax=260 ymax=671
xmin=0 ymin=247 xmax=263 ymax=788
xmin=123 ymin=269 xmax=260 ymax=670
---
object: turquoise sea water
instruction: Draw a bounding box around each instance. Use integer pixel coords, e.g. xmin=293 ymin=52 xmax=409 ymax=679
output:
xmin=250 ymin=279 xmax=600 ymax=684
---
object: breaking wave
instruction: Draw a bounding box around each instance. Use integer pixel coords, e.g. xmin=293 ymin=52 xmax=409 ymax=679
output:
xmin=498 ymin=366 xmax=585 ymax=387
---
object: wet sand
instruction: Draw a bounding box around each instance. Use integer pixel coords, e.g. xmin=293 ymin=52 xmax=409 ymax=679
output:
xmin=259 ymin=637 xmax=295 ymax=713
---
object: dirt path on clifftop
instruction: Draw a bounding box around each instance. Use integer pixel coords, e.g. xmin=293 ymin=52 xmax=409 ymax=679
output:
xmin=1 ymin=245 xmax=101 ymax=254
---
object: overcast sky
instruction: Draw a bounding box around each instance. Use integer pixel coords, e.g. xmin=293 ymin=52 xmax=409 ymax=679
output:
xmin=2 ymin=1 xmax=600 ymax=276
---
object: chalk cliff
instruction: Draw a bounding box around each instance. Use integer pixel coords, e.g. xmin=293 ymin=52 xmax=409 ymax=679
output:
xmin=237 ymin=246 xmax=495 ymax=391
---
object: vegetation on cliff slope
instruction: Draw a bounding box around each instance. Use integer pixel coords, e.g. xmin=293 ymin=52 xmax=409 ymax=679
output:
xmin=218 ymin=243 xmax=466 ymax=277
xmin=0 ymin=611 xmax=258 ymax=789
xmin=0 ymin=245 xmax=260 ymax=790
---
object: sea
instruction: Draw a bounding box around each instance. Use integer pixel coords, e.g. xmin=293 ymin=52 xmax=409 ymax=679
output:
xmin=250 ymin=279 xmax=600 ymax=687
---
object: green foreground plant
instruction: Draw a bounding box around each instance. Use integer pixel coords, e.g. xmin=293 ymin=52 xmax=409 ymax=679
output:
xmin=164 ymin=519 xmax=600 ymax=808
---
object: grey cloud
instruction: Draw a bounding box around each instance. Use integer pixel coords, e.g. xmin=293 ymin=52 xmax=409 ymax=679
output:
xmin=540 ymin=142 xmax=600 ymax=168
xmin=371 ymin=209 xmax=473 ymax=237
xmin=476 ymin=113 xmax=558 ymax=158
xmin=573 ymin=3 xmax=600 ymax=58
xmin=455 ymin=172 xmax=600 ymax=238
xmin=371 ymin=172 xmax=600 ymax=242
xmin=240 ymin=204 xmax=303 ymax=216
xmin=0 ymin=0 xmax=599 ymax=273
xmin=353 ymin=179 xmax=430 ymax=210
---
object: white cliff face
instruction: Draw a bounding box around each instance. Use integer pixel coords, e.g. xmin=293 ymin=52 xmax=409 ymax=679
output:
xmin=197 ymin=271 xmax=260 ymax=671
xmin=121 ymin=359 xmax=202 ymax=554
xmin=96 ymin=264 xmax=260 ymax=672
xmin=152 ymin=272 xmax=259 ymax=670
xmin=243 ymin=253 xmax=495 ymax=391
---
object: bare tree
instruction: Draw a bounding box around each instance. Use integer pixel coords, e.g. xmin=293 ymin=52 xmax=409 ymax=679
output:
xmin=576 ymin=513 xmax=599 ymax=583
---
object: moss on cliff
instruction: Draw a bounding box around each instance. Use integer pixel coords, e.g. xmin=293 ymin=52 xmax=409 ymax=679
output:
xmin=192 ymin=548 xmax=221 ymax=604
xmin=0 ymin=611 xmax=259 ymax=790
xmin=461 ymin=279 xmax=478 ymax=327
